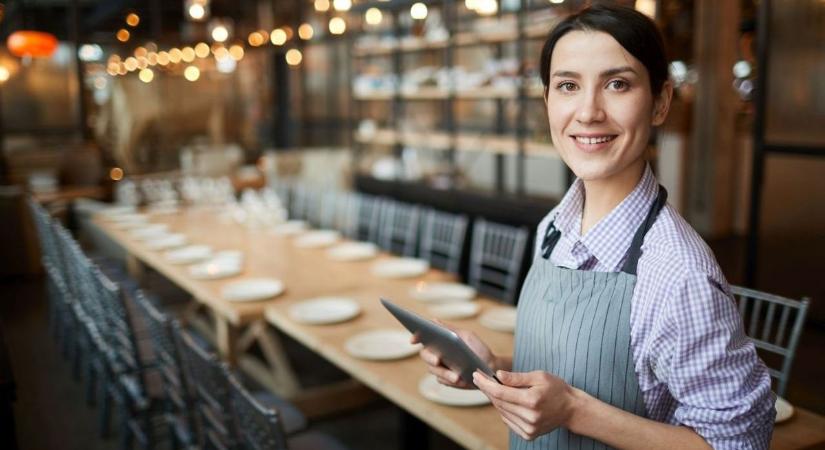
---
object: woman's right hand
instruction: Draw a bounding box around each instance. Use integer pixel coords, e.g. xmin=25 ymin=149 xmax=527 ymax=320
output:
xmin=411 ymin=321 xmax=498 ymax=389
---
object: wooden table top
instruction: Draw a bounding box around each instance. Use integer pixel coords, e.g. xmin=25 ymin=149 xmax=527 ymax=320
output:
xmin=93 ymin=207 xmax=825 ymax=450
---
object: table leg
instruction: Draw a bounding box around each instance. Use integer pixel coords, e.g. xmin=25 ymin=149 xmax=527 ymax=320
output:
xmin=124 ymin=254 xmax=144 ymax=281
xmin=213 ymin=311 xmax=238 ymax=366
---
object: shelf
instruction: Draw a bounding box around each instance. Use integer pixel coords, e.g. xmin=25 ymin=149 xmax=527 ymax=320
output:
xmin=354 ymin=128 xmax=558 ymax=158
xmin=354 ymin=85 xmax=545 ymax=101
xmin=354 ymin=27 xmax=550 ymax=57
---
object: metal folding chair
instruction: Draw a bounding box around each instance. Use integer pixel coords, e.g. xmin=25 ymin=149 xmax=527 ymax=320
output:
xmin=419 ymin=209 xmax=469 ymax=275
xmin=468 ymin=219 xmax=529 ymax=304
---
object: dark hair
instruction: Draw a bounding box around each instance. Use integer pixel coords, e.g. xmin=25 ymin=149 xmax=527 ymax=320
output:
xmin=540 ymin=4 xmax=669 ymax=97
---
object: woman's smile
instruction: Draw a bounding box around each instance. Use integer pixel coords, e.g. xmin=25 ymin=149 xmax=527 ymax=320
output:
xmin=570 ymin=133 xmax=619 ymax=153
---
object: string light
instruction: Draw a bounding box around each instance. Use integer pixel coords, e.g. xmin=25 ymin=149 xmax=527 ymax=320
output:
xmin=211 ymin=25 xmax=229 ymax=42
xmin=314 ymin=0 xmax=330 ymax=12
xmin=110 ymin=167 xmax=124 ymax=181
xmin=333 ymin=0 xmax=351 ymax=12
xmin=138 ymin=68 xmax=154 ymax=83
xmin=194 ymin=42 xmax=211 ymax=58
xmin=476 ymin=0 xmax=498 ymax=15
xmin=116 ymin=29 xmax=130 ymax=42
xmin=184 ymin=65 xmax=200 ymax=81
xmin=329 ymin=17 xmax=346 ymax=35
xmin=0 ymin=66 xmax=9 ymax=83
xmin=285 ymin=49 xmax=302 ymax=66
xmin=410 ymin=3 xmax=428 ymax=20
xmin=229 ymin=45 xmax=244 ymax=61
xmin=126 ymin=13 xmax=140 ymax=27
xmin=168 ymin=48 xmax=182 ymax=63
xmin=157 ymin=51 xmax=170 ymax=65
xmin=188 ymin=3 xmax=206 ymax=20
xmin=270 ymin=28 xmax=287 ymax=45
xmin=365 ymin=8 xmax=383 ymax=25
xmin=248 ymin=31 xmax=265 ymax=47
xmin=298 ymin=23 xmax=314 ymax=40
xmin=181 ymin=47 xmax=196 ymax=62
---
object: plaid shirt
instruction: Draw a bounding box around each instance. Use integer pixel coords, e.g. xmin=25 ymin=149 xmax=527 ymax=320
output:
xmin=533 ymin=165 xmax=775 ymax=449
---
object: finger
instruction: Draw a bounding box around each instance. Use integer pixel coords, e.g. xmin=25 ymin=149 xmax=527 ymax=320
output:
xmin=410 ymin=332 xmax=421 ymax=344
xmin=497 ymin=370 xmax=543 ymax=388
xmin=499 ymin=409 xmax=531 ymax=441
xmin=419 ymin=348 xmax=442 ymax=367
xmin=474 ymin=372 xmax=532 ymax=406
xmin=427 ymin=364 xmax=461 ymax=385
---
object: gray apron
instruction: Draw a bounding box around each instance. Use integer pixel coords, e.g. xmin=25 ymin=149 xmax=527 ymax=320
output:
xmin=510 ymin=186 xmax=667 ymax=450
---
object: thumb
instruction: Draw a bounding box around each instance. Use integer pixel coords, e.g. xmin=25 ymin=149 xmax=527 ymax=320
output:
xmin=496 ymin=370 xmax=537 ymax=387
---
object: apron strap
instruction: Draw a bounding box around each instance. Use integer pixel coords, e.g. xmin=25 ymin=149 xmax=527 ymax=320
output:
xmin=620 ymin=185 xmax=668 ymax=275
xmin=541 ymin=220 xmax=562 ymax=259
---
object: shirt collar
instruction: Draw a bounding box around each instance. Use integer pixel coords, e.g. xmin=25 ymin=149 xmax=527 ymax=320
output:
xmin=551 ymin=164 xmax=658 ymax=271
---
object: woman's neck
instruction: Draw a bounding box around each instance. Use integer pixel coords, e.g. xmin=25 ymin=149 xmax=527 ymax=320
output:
xmin=580 ymin=160 xmax=646 ymax=236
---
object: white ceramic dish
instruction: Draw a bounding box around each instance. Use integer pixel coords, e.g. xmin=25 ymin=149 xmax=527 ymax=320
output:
xmin=129 ymin=224 xmax=170 ymax=240
xmin=271 ymin=220 xmax=309 ymax=236
xmin=479 ymin=307 xmax=517 ymax=333
xmin=370 ymin=258 xmax=430 ymax=279
xmin=775 ymin=396 xmax=794 ymax=423
xmin=344 ymin=329 xmax=420 ymax=361
xmin=327 ymin=242 xmax=379 ymax=262
xmin=221 ymin=278 xmax=285 ymax=302
xmin=289 ymin=297 xmax=361 ymax=325
xmin=410 ymin=282 xmax=476 ymax=303
xmin=113 ymin=220 xmax=151 ymax=230
xmin=188 ymin=260 xmax=243 ymax=280
xmin=145 ymin=233 xmax=188 ymax=250
xmin=99 ymin=206 xmax=136 ymax=217
xmin=212 ymin=250 xmax=244 ymax=265
xmin=427 ymin=302 xmax=481 ymax=320
xmin=107 ymin=213 xmax=148 ymax=223
xmin=418 ymin=374 xmax=490 ymax=407
xmin=294 ymin=230 xmax=341 ymax=248
xmin=164 ymin=245 xmax=213 ymax=265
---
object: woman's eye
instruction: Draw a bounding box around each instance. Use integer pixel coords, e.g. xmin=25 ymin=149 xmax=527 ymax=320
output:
xmin=556 ymin=82 xmax=577 ymax=92
xmin=607 ymin=79 xmax=629 ymax=91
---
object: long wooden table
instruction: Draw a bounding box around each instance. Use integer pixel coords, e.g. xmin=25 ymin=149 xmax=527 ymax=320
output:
xmin=93 ymin=207 xmax=825 ymax=450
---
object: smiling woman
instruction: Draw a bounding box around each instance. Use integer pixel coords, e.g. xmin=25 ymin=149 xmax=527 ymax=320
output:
xmin=416 ymin=4 xmax=776 ymax=450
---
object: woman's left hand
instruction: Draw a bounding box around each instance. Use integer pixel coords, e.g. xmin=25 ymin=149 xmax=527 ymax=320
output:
xmin=473 ymin=370 xmax=578 ymax=441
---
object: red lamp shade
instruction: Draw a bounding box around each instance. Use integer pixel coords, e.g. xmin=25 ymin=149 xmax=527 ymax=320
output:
xmin=7 ymin=31 xmax=58 ymax=58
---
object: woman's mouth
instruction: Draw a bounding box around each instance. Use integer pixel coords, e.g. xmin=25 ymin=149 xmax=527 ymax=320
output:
xmin=571 ymin=134 xmax=617 ymax=152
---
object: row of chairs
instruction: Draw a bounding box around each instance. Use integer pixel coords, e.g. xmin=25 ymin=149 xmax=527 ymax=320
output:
xmin=27 ymin=198 xmax=347 ymax=450
xmin=273 ymin=181 xmax=531 ymax=304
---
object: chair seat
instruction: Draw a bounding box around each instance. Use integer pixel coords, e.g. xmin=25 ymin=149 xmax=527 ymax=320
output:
xmin=287 ymin=431 xmax=349 ymax=450
xmin=252 ymin=390 xmax=308 ymax=435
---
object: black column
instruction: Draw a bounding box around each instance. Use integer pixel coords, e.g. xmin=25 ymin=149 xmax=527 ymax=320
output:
xmin=273 ymin=51 xmax=291 ymax=149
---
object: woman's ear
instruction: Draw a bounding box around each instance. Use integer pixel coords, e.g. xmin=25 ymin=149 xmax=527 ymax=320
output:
xmin=652 ymin=80 xmax=674 ymax=126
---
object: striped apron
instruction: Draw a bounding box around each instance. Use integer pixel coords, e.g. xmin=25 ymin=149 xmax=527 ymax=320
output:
xmin=510 ymin=186 xmax=667 ymax=450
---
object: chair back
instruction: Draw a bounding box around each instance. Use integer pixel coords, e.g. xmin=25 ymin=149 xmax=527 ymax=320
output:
xmin=228 ymin=372 xmax=289 ymax=450
xmin=731 ymin=285 xmax=809 ymax=397
xmin=134 ymin=293 xmax=198 ymax=445
xmin=419 ymin=209 xmax=468 ymax=275
xmin=176 ymin=327 xmax=237 ymax=450
xmin=377 ymin=200 xmax=420 ymax=257
xmin=353 ymin=194 xmax=381 ymax=243
xmin=468 ymin=219 xmax=529 ymax=304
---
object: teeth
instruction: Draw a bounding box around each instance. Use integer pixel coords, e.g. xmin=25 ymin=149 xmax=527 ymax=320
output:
xmin=575 ymin=136 xmax=614 ymax=145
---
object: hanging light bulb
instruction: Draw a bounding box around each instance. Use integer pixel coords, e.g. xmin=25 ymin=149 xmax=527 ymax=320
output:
xmin=329 ymin=17 xmax=346 ymax=35
xmin=270 ymin=28 xmax=287 ymax=45
xmin=285 ymin=49 xmax=302 ymax=66
xmin=138 ymin=68 xmax=154 ymax=83
xmin=229 ymin=45 xmax=244 ymax=61
xmin=365 ymin=7 xmax=383 ymax=25
xmin=184 ymin=65 xmax=200 ymax=81
xmin=333 ymin=0 xmax=351 ymax=12
xmin=126 ymin=13 xmax=140 ymax=27
xmin=298 ymin=23 xmax=314 ymax=40
xmin=410 ymin=2 xmax=428 ymax=20
xmin=181 ymin=47 xmax=196 ymax=62
xmin=314 ymin=0 xmax=330 ymax=12
xmin=194 ymin=42 xmax=211 ymax=58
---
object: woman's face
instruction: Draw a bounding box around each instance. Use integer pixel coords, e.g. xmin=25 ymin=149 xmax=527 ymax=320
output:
xmin=546 ymin=30 xmax=670 ymax=184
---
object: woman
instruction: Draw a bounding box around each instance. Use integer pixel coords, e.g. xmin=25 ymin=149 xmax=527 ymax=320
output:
xmin=417 ymin=5 xmax=775 ymax=449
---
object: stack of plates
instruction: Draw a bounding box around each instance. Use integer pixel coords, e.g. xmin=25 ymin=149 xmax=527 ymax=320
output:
xmin=221 ymin=278 xmax=285 ymax=302
xmin=344 ymin=329 xmax=420 ymax=360
xmin=327 ymin=242 xmax=378 ymax=262
xmin=410 ymin=282 xmax=476 ymax=303
xmin=427 ymin=303 xmax=481 ymax=320
xmin=145 ymin=233 xmax=188 ymax=250
xmin=164 ymin=245 xmax=213 ymax=265
xmin=271 ymin=220 xmax=309 ymax=236
xmin=288 ymin=297 xmax=361 ymax=325
xmin=294 ymin=230 xmax=341 ymax=248
xmin=418 ymin=374 xmax=490 ymax=407
xmin=370 ymin=258 xmax=430 ymax=279
xmin=479 ymin=307 xmax=517 ymax=333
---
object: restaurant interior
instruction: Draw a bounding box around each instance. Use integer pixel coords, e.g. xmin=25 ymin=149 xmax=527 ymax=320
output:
xmin=0 ymin=0 xmax=824 ymax=449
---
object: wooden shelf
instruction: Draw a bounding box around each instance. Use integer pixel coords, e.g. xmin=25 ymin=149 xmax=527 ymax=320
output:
xmin=354 ymin=26 xmax=551 ymax=57
xmin=354 ymin=128 xmax=558 ymax=158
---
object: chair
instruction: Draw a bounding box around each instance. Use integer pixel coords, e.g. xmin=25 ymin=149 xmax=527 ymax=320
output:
xmin=228 ymin=372 xmax=348 ymax=450
xmin=176 ymin=327 xmax=307 ymax=450
xmin=133 ymin=292 xmax=198 ymax=449
xmin=352 ymin=193 xmax=381 ymax=243
xmin=731 ymin=285 xmax=810 ymax=397
xmin=419 ymin=209 xmax=469 ymax=275
xmin=377 ymin=200 xmax=420 ymax=257
xmin=467 ymin=219 xmax=529 ymax=304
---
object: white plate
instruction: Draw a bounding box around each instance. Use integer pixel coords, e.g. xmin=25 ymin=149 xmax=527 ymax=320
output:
xmin=188 ymin=260 xmax=243 ymax=280
xmin=370 ymin=258 xmax=430 ymax=279
xmin=289 ymin=297 xmax=361 ymax=325
xmin=775 ymin=396 xmax=794 ymax=423
xmin=107 ymin=213 xmax=148 ymax=223
xmin=147 ymin=205 xmax=180 ymax=215
xmin=164 ymin=245 xmax=213 ymax=265
xmin=113 ymin=220 xmax=151 ymax=230
xmin=479 ymin=307 xmax=517 ymax=333
xmin=212 ymin=250 xmax=244 ymax=265
xmin=344 ymin=329 xmax=420 ymax=361
xmin=294 ymin=230 xmax=341 ymax=248
xmin=221 ymin=278 xmax=285 ymax=302
xmin=272 ymin=220 xmax=309 ymax=236
xmin=327 ymin=242 xmax=379 ymax=262
xmin=418 ymin=374 xmax=490 ymax=407
xmin=428 ymin=303 xmax=481 ymax=320
xmin=129 ymin=224 xmax=170 ymax=240
xmin=410 ymin=282 xmax=477 ymax=303
xmin=99 ymin=206 xmax=136 ymax=217
xmin=145 ymin=233 xmax=188 ymax=250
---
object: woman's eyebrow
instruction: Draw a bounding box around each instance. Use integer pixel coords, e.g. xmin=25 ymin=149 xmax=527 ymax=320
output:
xmin=550 ymin=66 xmax=638 ymax=79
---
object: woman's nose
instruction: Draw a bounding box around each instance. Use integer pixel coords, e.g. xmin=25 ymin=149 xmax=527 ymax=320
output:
xmin=575 ymin=90 xmax=606 ymax=124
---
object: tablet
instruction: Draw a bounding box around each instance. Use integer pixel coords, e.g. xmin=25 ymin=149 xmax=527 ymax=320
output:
xmin=381 ymin=298 xmax=499 ymax=385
